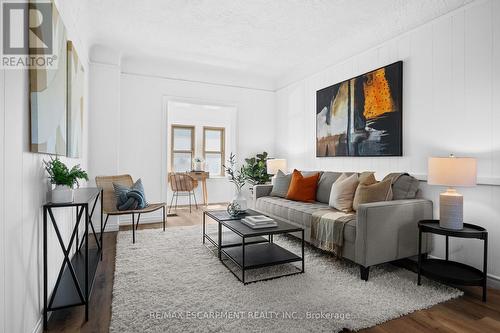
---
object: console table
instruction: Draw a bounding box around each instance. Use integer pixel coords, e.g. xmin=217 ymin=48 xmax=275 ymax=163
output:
xmin=43 ymin=188 xmax=103 ymax=329
xmin=187 ymin=171 xmax=209 ymax=205
xmin=417 ymin=220 xmax=488 ymax=302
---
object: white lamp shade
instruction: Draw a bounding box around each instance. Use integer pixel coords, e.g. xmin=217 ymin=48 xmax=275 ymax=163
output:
xmin=266 ymin=159 xmax=287 ymax=175
xmin=428 ymin=156 xmax=477 ymax=187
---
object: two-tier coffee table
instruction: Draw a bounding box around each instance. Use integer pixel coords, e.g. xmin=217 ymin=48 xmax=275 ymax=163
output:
xmin=203 ymin=210 xmax=305 ymax=284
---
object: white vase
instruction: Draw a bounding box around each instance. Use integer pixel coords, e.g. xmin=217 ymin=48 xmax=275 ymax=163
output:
xmin=193 ymin=161 xmax=203 ymax=171
xmin=51 ymin=185 xmax=74 ymax=203
xmin=232 ymin=190 xmax=247 ymax=211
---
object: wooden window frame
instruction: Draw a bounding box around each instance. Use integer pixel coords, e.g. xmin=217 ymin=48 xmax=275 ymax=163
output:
xmin=170 ymin=124 xmax=195 ymax=172
xmin=203 ymin=126 xmax=225 ymax=176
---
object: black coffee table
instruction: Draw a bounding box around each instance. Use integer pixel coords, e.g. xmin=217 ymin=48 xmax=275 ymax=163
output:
xmin=203 ymin=210 xmax=305 ymax=284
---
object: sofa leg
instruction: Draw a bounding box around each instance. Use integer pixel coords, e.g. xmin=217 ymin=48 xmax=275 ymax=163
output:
xmin=360 ymin=266 xmax=369 ymax=281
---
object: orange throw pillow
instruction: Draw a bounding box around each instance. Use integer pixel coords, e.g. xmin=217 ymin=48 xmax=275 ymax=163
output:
xmin=286 ymin=170 xmax=320 ymax=202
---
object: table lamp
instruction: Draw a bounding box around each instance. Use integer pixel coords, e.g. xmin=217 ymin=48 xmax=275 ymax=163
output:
xmin=428 ymin=155 xmax=477 ymax=230
xmin=266 ymin=159 xmax=287 ymax=185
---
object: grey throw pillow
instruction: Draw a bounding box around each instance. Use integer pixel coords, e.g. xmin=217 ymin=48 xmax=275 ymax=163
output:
xmin=301 ymin=171 xmax=323 ymax=177
xmin=270 ymin=170 xmax=292 ymax=198
xmin=316 ymin=172 xmax=342 ymax=204
xmin=392 ymin=174 xmax=420 ymax=199
xmin=382 ymin=173 xmax=420 ymax=200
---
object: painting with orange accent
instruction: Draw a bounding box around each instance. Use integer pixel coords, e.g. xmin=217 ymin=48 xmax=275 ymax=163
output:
xmin=316 ymin=61 xmax=402 ymax=157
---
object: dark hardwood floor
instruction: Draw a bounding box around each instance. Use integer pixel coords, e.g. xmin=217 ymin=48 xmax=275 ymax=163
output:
xmin=46 ymin=205 xmax=500 ymax=333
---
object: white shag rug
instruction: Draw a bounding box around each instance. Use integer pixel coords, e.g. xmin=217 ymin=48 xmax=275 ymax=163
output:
xmin=110 ymin=226 xmax=462 ymax=333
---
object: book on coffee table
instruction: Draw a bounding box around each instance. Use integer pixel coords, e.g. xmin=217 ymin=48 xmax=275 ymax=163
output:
xmin=245 ymin=215 xmax=274 ymax=224
xmin=241 ymin=217 xmax=277 ymax=229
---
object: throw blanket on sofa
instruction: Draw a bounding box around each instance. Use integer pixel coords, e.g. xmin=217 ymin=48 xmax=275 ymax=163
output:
xmin=311 ymin=210 xmax=355 ymax=257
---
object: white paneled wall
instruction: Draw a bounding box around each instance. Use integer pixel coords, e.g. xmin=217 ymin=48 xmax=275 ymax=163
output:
xmin=1 ymin=70 xmax=89 ymax=333
xmin=275 ymin=0 xmax=500 ymax=284
xmin=4 ymin=69 xmax=25 ymax=333
xmin=0 ymin=1 xmax=90 ymax=332
xmin=0 ymin=62 xmax=5 ymax=333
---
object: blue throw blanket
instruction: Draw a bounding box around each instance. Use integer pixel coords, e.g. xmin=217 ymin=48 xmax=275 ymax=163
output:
xmin=113 ymin=179 xmax=148 ymax=211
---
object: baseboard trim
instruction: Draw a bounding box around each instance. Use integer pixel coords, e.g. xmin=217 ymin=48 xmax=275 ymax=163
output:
xmin=486 ymin=273 xmax=500 ymax=290
xmin=105 ymin=224 xmax=119 ymax=232
xmin=31 ymin=316 xmax=42 ymax=333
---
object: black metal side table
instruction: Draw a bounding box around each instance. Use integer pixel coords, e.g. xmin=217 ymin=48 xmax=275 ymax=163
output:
xmin=43 ymin=188 xmax=104 ymax=329
xmin=417 ymin=220 xmax=488 ymax=302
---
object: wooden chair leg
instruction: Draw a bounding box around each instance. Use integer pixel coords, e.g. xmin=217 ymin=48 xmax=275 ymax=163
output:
xmin=188 ymin=191 xmax=192 ymax=213
xmin=174 ymin=192 xmax=179 ymax=211
xmin=193 ymin=191 xmax=198 ymax=209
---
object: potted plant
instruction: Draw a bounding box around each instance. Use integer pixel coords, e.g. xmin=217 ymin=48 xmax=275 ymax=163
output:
xmin=242 ymin=152 xmax=271 ymax=189
xmin=223 ymin=153 xmax=248 ymax=211
xmin=43 ymin=157 xmax=89 ymax=203
xmin=193 ymin=157 xmax=204 ymax=171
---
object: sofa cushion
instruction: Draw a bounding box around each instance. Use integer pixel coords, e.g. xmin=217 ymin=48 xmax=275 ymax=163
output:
xmin=391 ymin=174 xmax=420 ymax=199
xmin=316 ymin=172 xmax=343 ymax=204
xmin=358 ymin=171 xmax=377 ymax=185
xmin=352 ymin=179 xmax=393 ymax=211
xmin=329 ymin=173 xmax=359 ymax=212
xmin=286 ymin=170 xmax=320 ymax=202
xmin=301 ymin=171 xmax=323 ymax=177
xmin=255 ymin=196 xmax=357 ymax=242
xmin=255 ymin=196 xmax=329 ymax=228
xmin=270 ymin=170 xmax=292 ymax=198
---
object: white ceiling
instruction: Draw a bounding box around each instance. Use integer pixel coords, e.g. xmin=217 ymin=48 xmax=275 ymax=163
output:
xmin=70 ymin=0 xmax=473 ymax=87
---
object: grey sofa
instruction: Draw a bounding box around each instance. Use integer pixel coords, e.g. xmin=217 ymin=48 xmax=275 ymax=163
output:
xmin=253 ymin=171 xmax=433 ymax=280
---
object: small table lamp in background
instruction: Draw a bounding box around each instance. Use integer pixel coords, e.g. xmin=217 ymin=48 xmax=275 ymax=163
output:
xmin=428 ymin=155 xmax=477 ymax=230
xmin=266 ymin=159 xmax=287 ymax=185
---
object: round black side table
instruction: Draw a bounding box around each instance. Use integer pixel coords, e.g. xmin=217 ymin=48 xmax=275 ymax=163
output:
xmin=417 ymin=220 xmax=488 ymax=302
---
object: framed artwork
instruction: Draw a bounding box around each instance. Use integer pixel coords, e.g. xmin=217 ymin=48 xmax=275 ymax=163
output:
xmin=316 ymin=61 xmax=403 ymax=157
xmin=67 ymin=41 xmax=84 ymax=158
xmin=30 ymin=5 xmax=67 ymax=155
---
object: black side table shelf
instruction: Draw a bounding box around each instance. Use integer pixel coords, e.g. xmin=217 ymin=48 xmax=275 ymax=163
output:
xmin=43 ymin=188 xmax=104 ymax=329
xmin=417 ymin=220 xmax=488 ymax=302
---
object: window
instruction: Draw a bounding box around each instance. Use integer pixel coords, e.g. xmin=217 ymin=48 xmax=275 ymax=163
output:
xmin=203 ymin=127 xmax=225 ymax=176
xmin=171 ymin=125 xmax=195 ymax=172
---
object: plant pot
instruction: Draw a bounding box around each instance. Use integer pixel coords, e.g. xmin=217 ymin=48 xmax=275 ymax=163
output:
xmin=51 ymin=185 xmax=74 ymax=203
xmin=231 ymin=190 xmax=247 ymax=211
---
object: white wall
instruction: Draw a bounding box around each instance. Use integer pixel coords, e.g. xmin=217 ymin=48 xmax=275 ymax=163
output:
xmin=0 ymin=1 xmax=90 ymax=332
xmin=0 ymin=61 xmax=5 ymax=333
xmin=275 ymin=0 xmax=500 ymax=286
xmin=88 ymin=57 xmax=275 ymax=228
xmin=166 ymin=101 xmax=237 ymax=206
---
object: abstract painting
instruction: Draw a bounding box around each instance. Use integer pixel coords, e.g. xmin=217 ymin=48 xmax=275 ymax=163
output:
xmin=67 ymin=41 xmax=84 ymax=158
xmin=30 ymin=5 xmax=67 ymax=155
xmin=316 ymin=61 xmax=402 ymax=157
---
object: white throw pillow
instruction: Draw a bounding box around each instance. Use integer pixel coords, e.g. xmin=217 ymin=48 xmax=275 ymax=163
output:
xmin=328 ymin=173 xmax=359 ymax=212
